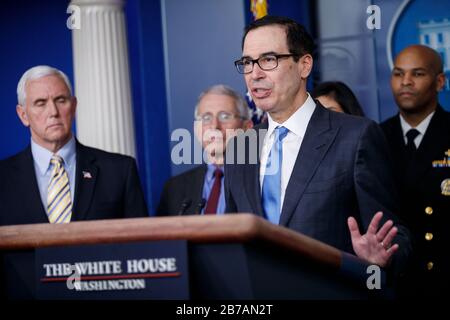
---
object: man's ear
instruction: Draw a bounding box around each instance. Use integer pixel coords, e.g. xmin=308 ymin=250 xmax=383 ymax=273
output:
xmin=193 ymin=119 xmax=204 ymax=146
xmin=299 ymin=54 xmax=313 ymax=79
xmin=436 ymin=72 xmax=446 ymax=92
xmin=16 ymin=105 xmax=30 ymax=127
xmin=71 ymin=96 xmax=78 ymax=118
xmin=244 ymin=119 xmax=254 ymax=130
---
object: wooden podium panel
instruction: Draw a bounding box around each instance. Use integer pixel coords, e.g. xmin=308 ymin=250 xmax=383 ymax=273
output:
xmin=0 ymin=214 xmax=378 ymax=299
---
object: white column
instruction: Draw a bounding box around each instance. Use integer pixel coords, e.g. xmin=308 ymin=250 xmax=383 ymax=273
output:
xmin=71 ymin=0 xmax=136 ymax=157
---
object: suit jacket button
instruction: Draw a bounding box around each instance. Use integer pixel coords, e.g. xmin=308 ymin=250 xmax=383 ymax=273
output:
xmin=425 ymin=207 xmax=433 ymax=215
xmin=425 ymin=232 xmax=434 ymax=241
xmin=427 ymin=262 xmax=434 ymax=271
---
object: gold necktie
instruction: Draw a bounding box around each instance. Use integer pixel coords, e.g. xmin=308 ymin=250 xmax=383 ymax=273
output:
xmin=47 ymin=155 xmax=72 ymax=224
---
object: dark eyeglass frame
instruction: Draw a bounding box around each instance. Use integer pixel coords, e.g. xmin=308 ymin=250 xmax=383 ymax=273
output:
xmin=234 ymin=53 xmax=299 ymax=74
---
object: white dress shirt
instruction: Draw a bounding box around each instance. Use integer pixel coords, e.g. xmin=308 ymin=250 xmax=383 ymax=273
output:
xmin=399 ymin=111 xmax=435 ymax=149
xmin=259 ymin=94 xmax=316 ymax=209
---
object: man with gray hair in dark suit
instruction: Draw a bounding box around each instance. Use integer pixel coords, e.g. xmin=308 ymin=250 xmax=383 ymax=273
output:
xmin=157 ymin=84 xmax=253 ymax=216
xmin=0 ymin=65 xmax=148 ymax=226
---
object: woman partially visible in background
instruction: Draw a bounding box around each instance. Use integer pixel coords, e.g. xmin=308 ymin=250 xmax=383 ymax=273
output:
xmin=311 ymin=81 xmax=365 ymax=117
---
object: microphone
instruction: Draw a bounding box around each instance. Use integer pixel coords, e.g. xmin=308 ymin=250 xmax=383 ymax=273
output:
xmin=195 ymin=198 xmax=207 ymax=215
xmin=178 ymin=198 xmax=192 ymax=216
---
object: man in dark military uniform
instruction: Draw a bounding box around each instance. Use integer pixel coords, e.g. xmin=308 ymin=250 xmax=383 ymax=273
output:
xmin=381 ymin=45 xmax=450 ymax=298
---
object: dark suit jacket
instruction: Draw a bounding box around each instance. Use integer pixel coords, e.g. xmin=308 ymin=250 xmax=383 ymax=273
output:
xmin=156 ymin=165 xmax=207 ymax=216
xmin=225 ymin=102 xmax=412 ymax=276
xmin=381 ymin=105 xmax=450 ymax=297
xmin=0 ymin=141 xmax=148 ymax=226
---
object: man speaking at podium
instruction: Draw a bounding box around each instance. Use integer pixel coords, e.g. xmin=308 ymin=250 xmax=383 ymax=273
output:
xmin=0 ymin=65 xmax=148 ymax=226
xmin=225 ymin=16 xmax=411 ymax=273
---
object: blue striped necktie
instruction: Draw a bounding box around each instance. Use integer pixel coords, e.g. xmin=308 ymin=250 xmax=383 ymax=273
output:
xmin=47 ymin=155 xmax=72 ymax=224
xmin=262 ymin=126 xmax=289 ymax=224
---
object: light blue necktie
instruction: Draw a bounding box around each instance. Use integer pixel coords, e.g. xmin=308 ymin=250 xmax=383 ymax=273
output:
xmin=262 ymin=126 xmax=289 ymax=224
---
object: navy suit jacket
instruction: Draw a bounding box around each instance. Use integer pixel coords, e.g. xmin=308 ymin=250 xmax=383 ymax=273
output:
xmin=225 ymin=103 xmax=411 ymax=274
xmin=156 ymin=165 xmax=207 ymax=216
xmin=0 ymin=141 xmax=148 ymax=226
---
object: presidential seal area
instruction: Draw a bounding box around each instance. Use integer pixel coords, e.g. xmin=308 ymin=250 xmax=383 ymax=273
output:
xmin=176 ymin=304 xmax=273 ymax=317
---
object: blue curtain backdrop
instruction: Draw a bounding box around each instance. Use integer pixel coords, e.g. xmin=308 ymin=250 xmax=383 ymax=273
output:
xmin=126 ymin=0 xmax=170 ymax=215
xmin=0 ymin=0 xmax=74 ymax=160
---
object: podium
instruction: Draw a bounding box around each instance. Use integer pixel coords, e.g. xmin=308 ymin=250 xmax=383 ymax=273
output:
xmin=0 ymin=214 xmax=379 ymax=299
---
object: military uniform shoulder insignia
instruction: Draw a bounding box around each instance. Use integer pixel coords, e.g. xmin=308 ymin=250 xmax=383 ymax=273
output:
xmin=442 ymin=179 xmax=450 ymax=196
xmin=432 ymin=149 xmax=450 ymax=168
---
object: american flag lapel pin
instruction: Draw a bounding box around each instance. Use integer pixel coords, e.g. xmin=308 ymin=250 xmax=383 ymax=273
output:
xmin=82 ymin=171 xmax=92 ymax=179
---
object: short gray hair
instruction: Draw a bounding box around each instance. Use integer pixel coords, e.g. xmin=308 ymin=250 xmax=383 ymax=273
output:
xmin=194 ymin=84 xmax=251 ymax=120
xmin=17 ymin=65 xmax=73 ymax=106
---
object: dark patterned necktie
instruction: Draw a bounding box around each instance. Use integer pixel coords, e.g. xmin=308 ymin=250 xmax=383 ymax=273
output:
xmin=204 ymin=168 xmax=223 ymax=214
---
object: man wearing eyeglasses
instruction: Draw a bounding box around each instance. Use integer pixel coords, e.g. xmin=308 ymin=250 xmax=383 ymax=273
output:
xmin=225 ymin=16 xmax=412 ymax=276
xmin=157 ymin=85 xmax=253 ymax=216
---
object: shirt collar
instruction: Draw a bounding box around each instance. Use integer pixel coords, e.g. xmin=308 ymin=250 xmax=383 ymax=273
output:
xmin=399 ymin=111 xmax=435 ymax=137
xmin=266 ymin=93 xmax=316 ymax=139
xmin=31 ymin=136 xmax=77 ymax=175
xmin=206 ymin=163 xmax=223 ymax=182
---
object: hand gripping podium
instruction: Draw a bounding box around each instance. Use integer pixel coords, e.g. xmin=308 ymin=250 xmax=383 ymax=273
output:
xmin=0 ymin=214 xmax=379 ymax=299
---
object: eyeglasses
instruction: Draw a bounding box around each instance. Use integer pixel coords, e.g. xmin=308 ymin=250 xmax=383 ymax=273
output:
xmin=234 ymin=53 xmax=299 ymax=74
xmin=195 ymin=111 xmax=243 ymax=125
